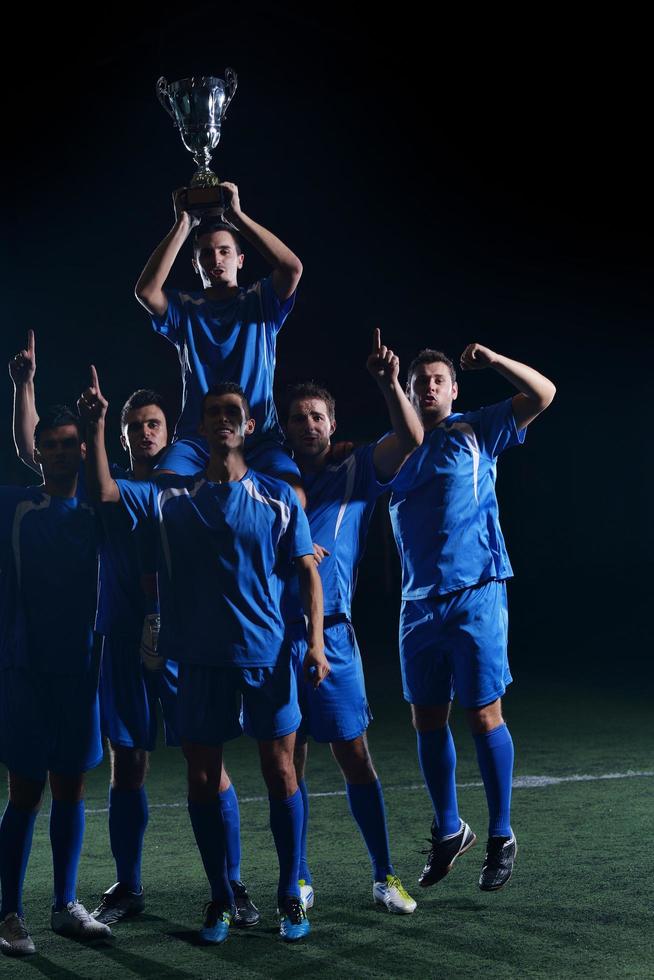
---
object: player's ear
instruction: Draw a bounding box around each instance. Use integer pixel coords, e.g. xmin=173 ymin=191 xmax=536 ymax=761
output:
xmin=330 ymin=419 xmax=337 ymax=436
xmin=245 ymin=417 xmax=256 ymax=436
xmin=237 ymin=251 xmax=245 ymax=270
xmin=452 ymin=382 xmax=458 ymax=402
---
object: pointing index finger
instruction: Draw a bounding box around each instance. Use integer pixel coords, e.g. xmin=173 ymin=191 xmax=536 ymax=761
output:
xmin=27 ymin=329 xmax=35 ymax=353
xmin=372 ymin=327 xmax=381 ymax=353
xmin=90 ymin=364 xmax=100 ymax=392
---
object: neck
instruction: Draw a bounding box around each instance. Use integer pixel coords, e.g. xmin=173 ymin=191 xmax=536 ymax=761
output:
xmin=43 ymin=474 xmax=78 ymax=498
xmin=131 ymin=458 xmax=154 ymax=482
xmin=205 ymin=448 xmax=248 ymax=483
xmin=204 ymin=281 xmax=239 ymax=300
xmin=297 ymin=446 xmax=330 ymax=475
xmin=422 ymin=408 xmax=453 ymax=432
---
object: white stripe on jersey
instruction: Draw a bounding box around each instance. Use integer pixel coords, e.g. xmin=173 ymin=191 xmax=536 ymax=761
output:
xmin=157 ymin=480 xmax=204 ymax=577
xmin=446 ymin=421 xmax=480 ymax=503
xmin=333 ymin=454 xmax=357 ymax=539
xmin=242 ymin=478 xmax=291 ymax=551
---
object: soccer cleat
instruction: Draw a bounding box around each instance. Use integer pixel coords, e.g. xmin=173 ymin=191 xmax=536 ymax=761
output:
xmin=279 ymin=895 xmax=310 ymax=942
xmin=299 ymin=878 xmax=315 ymax=910
xmin=373 ymin=874 xmax=417 ymax=914
xmin=230 ymin=880 xmax=261 ymax=928
xmin=419 ymin=819 xmax=477 ymax=887
xmin=0 ymin=913 xmax=36 ymax=956
xmin=479 ymin=834 xmax=517 ymax=891
xmin=199 ymin=902 xmax=231 ymax=944
xmin=51 ymin=900 xmax=112 ymax=941
xmin=92 ymin=881 xmax=145 ymax=924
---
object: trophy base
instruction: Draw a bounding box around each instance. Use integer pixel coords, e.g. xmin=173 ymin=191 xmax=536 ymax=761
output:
xmin=179 ymin=185 xmax=225 ymax=218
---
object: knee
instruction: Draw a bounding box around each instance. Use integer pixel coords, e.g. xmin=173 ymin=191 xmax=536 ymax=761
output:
xmin=331 ymin=738 xmax=376 ymax=784
xmin=9 ymin=774 xmax=44 ymax=813
xmin=262 ymin=758 xmax=297 ymax=799
xmin=466 ymin=701 xmax=504 ymax=735
xmin=411 ymin=704 xmax=451 ymax=732
xmin=111 ymin=747 xmax=148 ymax=791
xmin=218 ymin=766 xmax=231 ymax=794
xmin=49 ymin=773 xmax=85 ymax=803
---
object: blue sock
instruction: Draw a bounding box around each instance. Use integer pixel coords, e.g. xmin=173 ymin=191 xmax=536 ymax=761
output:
xmin=269 ymin=790 xmax=303 ymax=906
xmin=218 ymin=785 xmax=241 ymax=882
xmin=416 ymin=727 xmax=461 ymax=838
xmin=109 ymin=786 xmax=148 ymax=892
xmin=346 ymin=780 xmax=394 ymax=882
xmin=187 ymin=799 xmax=231 ymax=907
xmin=297 ymin=779 xmax=312 ymax=884
xmin=474 ymin=724 xmax=514 ymax=838
xmin=0 ymin=803 xmax=37 ymax=918
xmin=50 ymin=800 xmax=85 ymax=911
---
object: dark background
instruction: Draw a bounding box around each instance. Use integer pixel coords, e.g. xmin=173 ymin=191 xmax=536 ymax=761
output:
xmin=2 ymin=5 xmax=651 ymax=685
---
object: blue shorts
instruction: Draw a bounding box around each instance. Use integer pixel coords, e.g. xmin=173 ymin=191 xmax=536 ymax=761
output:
xmin=399 ymin=580 xmax=512 ymax=709
xmin=0 ymin=662 xmax=103 ymax=783
xmin=99 ymin=632 xmax=180 ymax=751
xmin=289 ymin=617 xmax=372 ymax=743
xmin=179 ymin=654 xmax=301 ymax=745
xmin=156 ymin=435 xmax=300 ymax=480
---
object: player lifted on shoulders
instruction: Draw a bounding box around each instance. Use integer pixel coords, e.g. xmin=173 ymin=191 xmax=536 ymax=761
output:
xmin=80 ymin=369 xmax=328 ymax=945
xmin=284 ymin=329 xmax=422 ymax=915
xmin=390 ymin=343 xmax=555 ymax=892
xmin=135 ymin=183 xmax=304 ymax=499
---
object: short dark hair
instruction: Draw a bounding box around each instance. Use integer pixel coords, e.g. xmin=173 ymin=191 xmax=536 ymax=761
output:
xmin=201 ymin=382 xmax=251 ymax=419
xmin=406 ymin=349 xmax=457 ymax=387
xmin=193 ymin=221 xmax=243 ymax=256
xmin=286 ymin=382 xmax=336 ymax=423
xmin=34 ymin=405 xmax=83 ymax=446
xmin=120 ymin=389 xmax=168 ymax=430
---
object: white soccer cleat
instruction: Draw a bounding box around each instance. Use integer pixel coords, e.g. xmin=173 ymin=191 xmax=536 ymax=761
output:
xmin=373 ymin=874 xmax=417 ymax=914
xmin=0 ymin=913 xmax=36 ymax=955
xmin=51 ymin=900 xmax=112 ymax=941
xmin=299 ymin=879 xmax=315 ymax=910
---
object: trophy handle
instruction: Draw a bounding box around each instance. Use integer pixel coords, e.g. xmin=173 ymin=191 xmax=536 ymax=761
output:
xmin=222 ymin=68 xmax=238 ymax=119
xmin=156 ymin=77 xmax=177 ymax=124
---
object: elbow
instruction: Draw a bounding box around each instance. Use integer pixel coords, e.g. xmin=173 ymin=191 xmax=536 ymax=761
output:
xmin=286 ymin=257 xmax=303 ymax=284
xmin=542 ymin=382 xmax=557 ymax=410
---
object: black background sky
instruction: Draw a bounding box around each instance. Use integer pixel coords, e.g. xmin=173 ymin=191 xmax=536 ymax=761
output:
xmin=2 ymin=5 xmax=651 ymax=675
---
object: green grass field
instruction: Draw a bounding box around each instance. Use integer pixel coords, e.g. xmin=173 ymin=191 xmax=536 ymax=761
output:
xmin=1 ymin=655 xmax=651 ymax=979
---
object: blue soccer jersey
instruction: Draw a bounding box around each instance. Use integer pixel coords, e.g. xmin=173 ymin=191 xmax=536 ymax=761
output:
xmin=117 ymin=470 xmax=313 ymax=667
xmin=285 ymin=444 xmax=387 ymax=620
xmin=152 ymin=277 xmax=294 ymax=445
xmin=389 ymin=398 xmax=526 ymax=599
xmin=95 ymin=464 xmax=156 ymax=637
xmin=0 ymin=486 xmax=98 ymax=673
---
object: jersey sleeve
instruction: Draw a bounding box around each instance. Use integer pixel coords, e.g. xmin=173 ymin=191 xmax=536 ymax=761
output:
xmin=150 ymin=288 xmax=183 ymax=344
xmin=258 ymin=275 xmax=296 ymax=335
xmin=475 ymin=398 xmax=526 ymax=458
xmin=115 ymin=479 xmax=157 ymax=529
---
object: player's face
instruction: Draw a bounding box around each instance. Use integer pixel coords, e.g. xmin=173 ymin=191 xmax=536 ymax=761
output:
xmin=199 ymin=393 xmax=255 ymax=450
xmin=409 ymin=362 xmax=458 ymax=426
xmin=121 ymin=405 xmax=168 ymax=461
xmin=193 ymin=230 xmax=244 ymax=288
xmin=286 ymin=398 xmax=335 ymax=459
xmin=35 ymin=424 xmax=85 ymax=479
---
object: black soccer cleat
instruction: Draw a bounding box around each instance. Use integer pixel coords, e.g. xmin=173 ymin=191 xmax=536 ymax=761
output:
xmin=92 ymin=882 xmax=145 ymax=925
xmin=230 ymin=880 xmax=261 ymax=928
xmin=418 ymin=820 xmax=477 ymax=887
xmin=479 ymin=834 xmax=517 ymax=891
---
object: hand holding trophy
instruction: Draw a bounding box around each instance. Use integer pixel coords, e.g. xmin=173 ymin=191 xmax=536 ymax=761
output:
xmin=157 ymin=70 xmax=237 ymax=217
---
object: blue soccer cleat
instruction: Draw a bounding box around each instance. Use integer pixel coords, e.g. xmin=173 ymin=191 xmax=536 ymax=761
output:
xmin=199 ymin=901 xmax=231 ymax=944
xmin=279 ymin=896 xmax=310 ymax=942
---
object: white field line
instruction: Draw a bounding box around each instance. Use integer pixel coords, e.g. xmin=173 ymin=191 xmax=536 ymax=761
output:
xmin=84 ymin=769 xmax=653 ymax=815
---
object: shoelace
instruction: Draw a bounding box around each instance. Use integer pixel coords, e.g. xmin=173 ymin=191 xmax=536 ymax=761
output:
xmin=282 ymin=898 xmax=306 ymax=924
xmin=6 ymin=916 xmax=29 ymax=939
xmin=386 ymin=876 xmax=412 ymax=900
xmin=203 ymin=901 xmax=229 ymax=927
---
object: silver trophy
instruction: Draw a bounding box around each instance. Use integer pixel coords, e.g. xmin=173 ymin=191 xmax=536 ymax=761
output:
xmin=157 ymin=71 xmax=237 ymax=216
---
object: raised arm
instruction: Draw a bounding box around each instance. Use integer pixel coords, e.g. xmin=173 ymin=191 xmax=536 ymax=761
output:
xmin=460 ymin=344 xmax=556 ymax=430
xmin=77 ymin=366 xmax=120 ymax=503
xmin=369 ymin=329 xmax=424 ymax=482
xmin=9 ymin=329 xmax=40 ymax=473
xmin=134 ymin=198 xmax=200 ymax=317
xmin=222 ymin=183 xmax=302 ymax=301
xmin=295 ymin=554 xmax=329 ymax=689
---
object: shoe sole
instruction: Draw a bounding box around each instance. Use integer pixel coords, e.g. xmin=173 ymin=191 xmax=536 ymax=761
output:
xmin=479 ymin=840 xmax=518 ymax=892
xmin=419 ymin=832 xmax=478 ymax=888
xmin=1 ymin=944 xmax=36 ymax=957
xmin=374 ymin=897 xmax=417 ymax=915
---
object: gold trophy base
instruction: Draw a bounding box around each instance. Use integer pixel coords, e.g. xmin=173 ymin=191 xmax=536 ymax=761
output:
xmin=179 ymin=184 xmax=225 ymax=218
